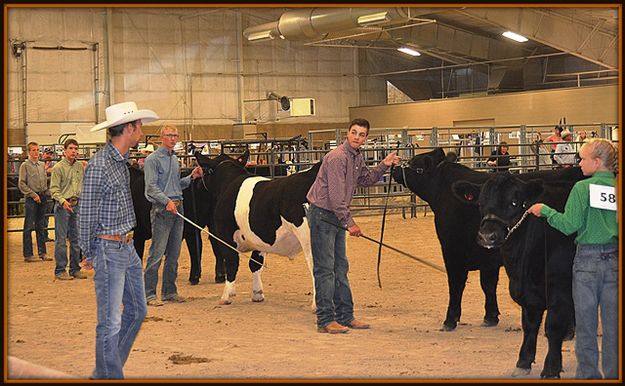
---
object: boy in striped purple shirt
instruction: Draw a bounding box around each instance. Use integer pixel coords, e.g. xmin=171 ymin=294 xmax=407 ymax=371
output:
xmin=306 ymin=118 xmax=400 ymax=334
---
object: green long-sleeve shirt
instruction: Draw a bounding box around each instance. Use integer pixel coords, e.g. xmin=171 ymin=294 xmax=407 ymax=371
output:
xmin=540 ymin=171 xmax=618 ymax=245
xmin=49 ymin=158 xmax=84 ymax=205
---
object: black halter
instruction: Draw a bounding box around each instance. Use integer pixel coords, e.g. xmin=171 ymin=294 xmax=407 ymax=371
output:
xmin=200 ymin=159 xmax=234 ymax=191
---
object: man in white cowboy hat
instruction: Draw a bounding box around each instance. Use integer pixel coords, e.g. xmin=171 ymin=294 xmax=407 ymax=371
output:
xmin=554 ymin=129 xmax=576 ymax=167
xmin=79 ymin=101 xmax=157 ymax=379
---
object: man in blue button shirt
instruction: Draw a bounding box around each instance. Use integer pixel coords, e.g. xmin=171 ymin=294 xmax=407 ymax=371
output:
xmin=143 ymin=125 xmax=202 ymax=306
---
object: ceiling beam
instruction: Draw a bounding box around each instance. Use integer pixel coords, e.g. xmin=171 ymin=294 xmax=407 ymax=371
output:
xmin=456 ymin=8 xmax=618 ymax=69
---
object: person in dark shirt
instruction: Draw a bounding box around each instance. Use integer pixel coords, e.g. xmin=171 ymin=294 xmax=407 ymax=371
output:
xmin=486 ymin=141 xmax=511 ymax=172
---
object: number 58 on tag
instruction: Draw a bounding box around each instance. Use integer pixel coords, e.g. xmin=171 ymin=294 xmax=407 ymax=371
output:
xmin=589 ymin=184 xmax=617 ymax=211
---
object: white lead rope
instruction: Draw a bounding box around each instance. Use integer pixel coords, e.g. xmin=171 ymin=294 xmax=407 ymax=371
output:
xmin=175 ymin=211 xmax=268 ymax=269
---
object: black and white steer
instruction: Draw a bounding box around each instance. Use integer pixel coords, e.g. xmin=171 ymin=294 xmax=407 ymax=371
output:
xmin=194 ymin=152 xmax=321 ymax=308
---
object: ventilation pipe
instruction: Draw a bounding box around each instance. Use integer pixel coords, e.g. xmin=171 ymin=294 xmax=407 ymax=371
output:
xmin=243 ymin=8 xmax=411 ymax=41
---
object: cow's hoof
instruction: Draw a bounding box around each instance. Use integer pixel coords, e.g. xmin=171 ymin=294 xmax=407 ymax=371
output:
xmin=189 ymin=278 xmax=199 ymax=285
xmin=218 ymin=299 xmax=232 ymax=305
xmin=540 ymin=370 xmax=561 ymax=380
xmin=440 ymin=323 xmax=457 ymax=332
xmin=511 ymin=367 xmax=531 ymax=377
xmin=215 ymin=275 xmax=226 ymax=283
xmin=481 ymin=317 xmax=499 ymax=327
xmin=251 ymin=290 xmax=264 ymax=302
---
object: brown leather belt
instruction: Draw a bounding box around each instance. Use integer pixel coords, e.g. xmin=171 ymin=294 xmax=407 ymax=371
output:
xmin=68 ymin=196 xmax=79 ymax=206
xmin=171 ymin=199 xmax=182 ymax=206
xmin=97 ymin=233 xmax=134 ymax=244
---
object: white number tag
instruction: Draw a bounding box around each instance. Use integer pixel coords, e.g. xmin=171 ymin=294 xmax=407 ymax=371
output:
xmin=589 ymin=184 xmax=617 ymax=211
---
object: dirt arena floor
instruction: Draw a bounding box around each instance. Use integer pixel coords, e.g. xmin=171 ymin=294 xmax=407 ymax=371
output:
xmin=6 ymin=213 xmax=579 ymax=380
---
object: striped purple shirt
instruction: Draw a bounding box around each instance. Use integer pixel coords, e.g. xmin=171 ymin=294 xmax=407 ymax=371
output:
xmin=307 ymin=140 xmax=388 ymax=228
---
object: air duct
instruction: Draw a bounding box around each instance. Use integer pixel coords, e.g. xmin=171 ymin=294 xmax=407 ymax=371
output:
xmin=243 ymin=8 xmax=411 ymax=42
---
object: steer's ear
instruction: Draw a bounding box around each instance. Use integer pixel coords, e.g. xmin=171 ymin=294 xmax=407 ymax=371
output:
xmin=194 ymin=151 xmax=209 ymax=167
xmin=522 ymin=179 xmax=544 ymax=204
xmin=451 ymin=180 xmax=482 ymax=205
xmin=237 ymin=150 xmax=250 ymax=166
xmin=445 ymin=151 xmax=458 ymax=163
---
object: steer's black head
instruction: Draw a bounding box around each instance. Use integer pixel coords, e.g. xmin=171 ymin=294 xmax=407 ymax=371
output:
xmin=194 ymin=151 xmax=249 ymax=191
xmin=452 ymin=173 xmax=544 ymax=249
xmin=391 ymin=148 xmax=454 ymax=194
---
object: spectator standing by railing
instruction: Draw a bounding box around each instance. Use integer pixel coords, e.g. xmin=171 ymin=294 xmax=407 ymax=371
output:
xmin=49 ymin=139 xmax=85 ymax=280
xmin=486 ymin=141 xmax=511 ymax=172
xmin=546 ymin=125 xmax=563 ymax=165
xmin=18 ymin=142 xmax=53 ymax=262
xmin=554 ymin=129 xmax=576 ymax=167
xmin=531 ymin=132 xmax=553 ymax=170
xmin=42 ymin=147 xmax=56 ymax=242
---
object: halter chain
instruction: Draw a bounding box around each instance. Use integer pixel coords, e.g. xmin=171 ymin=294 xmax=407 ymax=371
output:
xmin=505 ymin=210 xmax=530 ymax=240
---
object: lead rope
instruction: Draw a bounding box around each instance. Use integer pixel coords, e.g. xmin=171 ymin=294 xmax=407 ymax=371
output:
xmin=376 ymin=145 xmax=401 ymax=288
xmin=376 ymin=162 xmax=396 ymax=289
xmin=175 ymin=211 xmax=268 ymax=269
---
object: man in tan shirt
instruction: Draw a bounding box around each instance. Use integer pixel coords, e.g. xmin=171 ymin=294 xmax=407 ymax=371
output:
xmin=18 ymin=142 xmax=53 ymax=262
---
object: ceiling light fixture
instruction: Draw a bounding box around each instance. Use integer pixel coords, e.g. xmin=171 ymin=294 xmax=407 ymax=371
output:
xmin=502 ymin=31 xmax=528 ymax=43
xmin=397 ymin=47 xmax=421 ymax=56
xmin=247 ymin=31 xmax=275 ymax=41
xmin=357 ymin=11 xmax=390 ymax=26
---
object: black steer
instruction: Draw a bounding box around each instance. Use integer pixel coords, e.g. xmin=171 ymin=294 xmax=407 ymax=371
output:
xmin=391 ymin=148 xmax=503 ymax=331
xmin=452 ymin=168 xmax=584 ymax=378
xmin=195 ymin=152 xmax=321 ymax=307
xmin=7 ymin=175 xmax=22 ymax=216
xmin=128 ymin=165 xmax=226 ymax=284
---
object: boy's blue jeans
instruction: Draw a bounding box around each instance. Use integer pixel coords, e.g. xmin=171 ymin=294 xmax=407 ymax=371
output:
xmin=53 ymin=203 xmax=81 ymax=275
xmin=23 ymin=196 xmax=47 ymax=257
xmin=144 ymin=203 xmax=184 ymax=301
xmin=306 ymin=204 xmax=355 ymax=328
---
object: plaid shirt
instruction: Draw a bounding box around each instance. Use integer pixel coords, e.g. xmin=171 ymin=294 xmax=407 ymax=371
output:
xmin=79 ymin=142 xmax=136 ymax=260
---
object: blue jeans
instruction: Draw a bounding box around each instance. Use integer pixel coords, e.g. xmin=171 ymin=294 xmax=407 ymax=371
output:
xmin=54 ymin=203 xmax=81 ymax=276
xmin=92 ymin=238 xmax=147 ymax=379
xmin=144 ymin=203 xmax=184 ymax=301
xmin=23 ymin=196 xmax=47 ymax=257
xmin=306 ymin=205 xmax=354 ymax=328
xmin=573 ymin=244 xmax=619 ymax=379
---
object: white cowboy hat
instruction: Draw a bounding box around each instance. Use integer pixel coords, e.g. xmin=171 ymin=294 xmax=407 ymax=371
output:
xmin=90 ymin=101 xmax=159 ymax=132
xmin=560 ymin=129 xmax=572 ymax=139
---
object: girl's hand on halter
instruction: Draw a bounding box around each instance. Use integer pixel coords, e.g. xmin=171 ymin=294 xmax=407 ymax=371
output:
xmin=527 ymin=203 xmax=543 ymax=217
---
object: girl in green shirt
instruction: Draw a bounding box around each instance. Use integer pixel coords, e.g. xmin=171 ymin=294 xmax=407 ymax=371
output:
xmin=528 ymin=138 xmax=619 ymax=379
